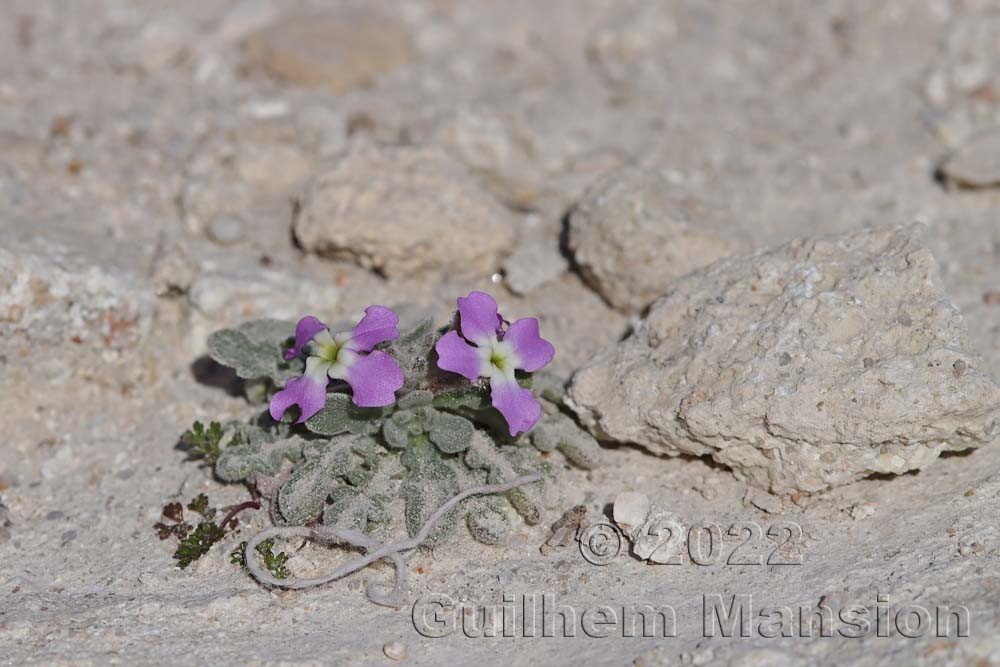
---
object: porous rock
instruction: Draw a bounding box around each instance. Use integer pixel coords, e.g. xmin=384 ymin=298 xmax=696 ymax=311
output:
xmin=567 ymin=165 xmax=746 ymax=313
xmin=568 ymin=226 xmax=1000 ymax=494
xmin=294 ymin=145 xmax=516 ymax=278
xmin=0 ymin=239 xmax=154 ymax=355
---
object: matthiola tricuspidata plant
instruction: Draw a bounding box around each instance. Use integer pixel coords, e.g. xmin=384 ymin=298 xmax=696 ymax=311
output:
xmin=164 ymin=292 xmax=601 ymax=591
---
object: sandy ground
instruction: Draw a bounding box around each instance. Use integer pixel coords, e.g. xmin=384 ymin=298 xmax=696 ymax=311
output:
xmin=2 ymin=1 xmax=1000 ymax=665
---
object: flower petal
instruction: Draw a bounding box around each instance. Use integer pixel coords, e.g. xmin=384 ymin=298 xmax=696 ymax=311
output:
xmin=285 ymin=315 xmax=328 ymax=360
xmin=457 ymin=291 xmax=502 ymax=345
xmin=490 ymin=374 xmax=542 ymax=436
xmin=435 ymin=330 xmax=484 ymax=381
xmin=504 ymin=317 xmax=554 ymax=372
xmin=345 ymin=351 xmax=404 ymax=407
xmin=269 ymin=358 xmax=330 ymax=422
xmin=345 ymin=305 xmax=400 ymax=353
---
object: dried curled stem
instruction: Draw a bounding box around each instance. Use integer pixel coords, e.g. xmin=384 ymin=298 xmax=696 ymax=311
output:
xmin=245 ymin=474 xmax=542 ymax=605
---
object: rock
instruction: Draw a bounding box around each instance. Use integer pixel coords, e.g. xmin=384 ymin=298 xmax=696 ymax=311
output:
xmin=242 ymin=10 xmax=414 ymax=93
xmin=612 ymin=491 xmax=650 ymax=535
xmin=503 ymin=217 xmax=568 ymax=295
xmin=186 ymin=269 xmax=340 ymax=348
xmin=294 ymin=145 xmax=516 ymax=278
xmin=416 ymin=107 xmax=547 ymax=211
xmin=938 ymin=128 xmax=1000 ymax=189
xmin=630 ymin=505 xmax=685 ymax=564
xmin=744 ymin=488 xmax=783 ymax=514
xmin=567 ymin=165 xmax=746 ymax=313
xmin=849 ymin=502 xmax=876 ymax=520
xmin=0 ymin=238 xmax=154 ymax=355
xmin=568 ymin=226 xmax=1000 ymax=494
xmin=206 ymin=215 xmax=246 ymax=246
xmin=503 ymin=240 xmax=567 ymax=294
xmin=540 ymin=505 xmax=587 ymax=555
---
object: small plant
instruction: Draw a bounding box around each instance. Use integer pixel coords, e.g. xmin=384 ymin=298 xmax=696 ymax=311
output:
xmin=168 ymin=292 xmax=601 ymax=586
xmin=231 ymin=538 xmax=291 ymax=579
xmin=174 ymin=521 xmax=227 ymax=569
xmin=154 ymin=494 xmax=258 ymax=568
xmin=181 ymin=421 xmax=242 ymax=465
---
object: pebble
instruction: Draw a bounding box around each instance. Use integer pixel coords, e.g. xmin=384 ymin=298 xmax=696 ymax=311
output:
xmin=206 ymin=215 xmax=246 ymax=245
xmin=939 ymin=128 xmax=1000 ymax=189
xmin=612 ymin=491 xmax=650 ymax=535
xmin=383 ymin=641 xmax=406 ymax=661
xmin=849 ymin=502 xmax=876 ymax=520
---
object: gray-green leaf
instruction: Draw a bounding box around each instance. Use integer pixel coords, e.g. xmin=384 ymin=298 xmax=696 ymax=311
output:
xmin=215 ymin=437 xmax=304 ymax=483
xmin=278 ymin=437 xmax=367 ymax=524
xmin=428 ymin=411 xmax=475 ymax=454
xmin=400 ymin=436 xmax=460 ymax=541
xmin=305 ymin=393 xmax=385 ymax=436
xmin=206 ymin=319 xmax=294 ymax=381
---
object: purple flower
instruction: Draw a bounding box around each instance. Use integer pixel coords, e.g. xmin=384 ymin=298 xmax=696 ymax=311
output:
xmin=270 ymin=306 xmax=404 ymax=423
xmin=435 ymin=291 xmax=555 ymax=436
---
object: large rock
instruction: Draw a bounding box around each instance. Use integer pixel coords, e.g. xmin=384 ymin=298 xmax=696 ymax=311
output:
xmin=567 ymin=165 xmax=746 ymax=313
xmin=568 ymin=226 xmax=1000 ymax=494
xmin=242 ymin=10 xmax=414 ymax=93
xmin=294 ymin=146 xmax=516 ymax=278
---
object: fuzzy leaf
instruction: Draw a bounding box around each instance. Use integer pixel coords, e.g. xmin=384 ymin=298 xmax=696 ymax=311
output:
xmin=428 ymin=411 xmax=475 ymax=454
xmin=344 ymin=438 xmax=383 ymax=486
xmin=277 ymin=436 xmax=374 ymax=524
xmin=324 ymin=486 xmax=391 ymax=533
xmin=530 ymin=412 xmax=602 ymax=469
xmin=238 ymin=319 xmax=296 ymax=347
xmin=214 ymin=433 xmax=303 ymax=482
xmin=400 ymin=436 xmax=460 ymax=541
xmin=382 ymin=413 xmax=411 ymax=449
xmin=397 ymin=390 xmax=434 ymax=410
xmin=305 ymin=393 xmax=385 ymax=436
xmin=432 ymin=383 xmax=490 ymax=410
xmin=207 ymin=328 xmax=275 ymax=379
xmin=206 ymin=319 xmax=300 ymax=385
xmin=465 ymin=433 xmax=546 ymax=525
xmin=466 ymin=500 xmax=511 ymax=545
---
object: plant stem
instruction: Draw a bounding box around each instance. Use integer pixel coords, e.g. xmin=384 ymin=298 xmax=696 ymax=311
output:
xmin=219 ymin=500 xmax=260 ymax=531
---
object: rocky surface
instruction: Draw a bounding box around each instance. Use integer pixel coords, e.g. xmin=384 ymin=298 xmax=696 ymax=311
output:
xmin=294 ymin=145 xmax=516 ymax=278
xmin=3 ymin=1 xmax=1000 ymax=666
xmin=569 ymin=226 xmax=1000 ymax=493
xmin=0 ymin=235 xmax=154 ymax=359
xmin=568 ymin=165 xmax=747 ymax=313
